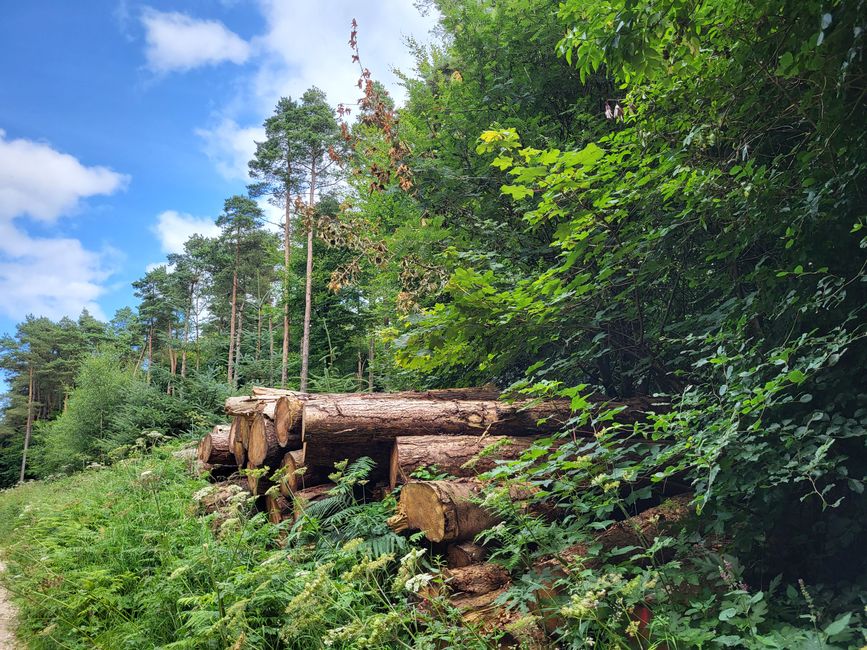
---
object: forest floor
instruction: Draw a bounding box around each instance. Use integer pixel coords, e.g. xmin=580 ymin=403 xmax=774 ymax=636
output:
xmin=0 ymin=560 xmax=17 ymax=649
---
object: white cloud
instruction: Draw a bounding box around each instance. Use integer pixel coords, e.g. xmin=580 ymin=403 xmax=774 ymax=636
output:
xmin=195 ymin=118 xmax=264 ymax=181
xmin=194 ymin=1 xmax=438 ymax=181
xmin=141 ymin=8 xmax=251 ymax=73
xmin=0 ymin=130 xmax=128 ymax=320
xmin=152 ymin=210 xmax=221 ymax=255
xmin=0 ymin=129 xmax=129 ymax=222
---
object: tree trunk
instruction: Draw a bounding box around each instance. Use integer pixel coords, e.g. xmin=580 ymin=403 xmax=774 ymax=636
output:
xmin=247 ymin=411 xmax=284 ymax=468
xmin=368 ymin=333 xmax=374 ymax=392
xmin=245 ymin=461 xmax=276 ymax=495
xmin=281 ymin=172 xmax=292 ymax=387
xmin=265 ymin=494 xmax=294 ymax=524
xmin=389 ymin=435 xmax=539 ymax=489
xmin=230 ymin=416 xmax=248 ymax=466
xmin=278 ymin=449 xmax=331 ymax=496
xmin=398 ymin=480 xmax=499 ymax=543
xmin=233 ymin=300 xmax=245 ymax=386
xmin=301 ymin=439 xmax=394 ymax=487
xmin=274 ymin=395 xmax=299 ymax=447
xmin=227 ymin=229 xmax=240 ymax=386
xmin=225 ymin=395 xmax=281 ymax=416
xmin=447 ymin=542 xmax=487 ymax=569
xmin=198 ymin=424 xmax=234 ymax=465
xmin=301 ymin=398 xmax=572 ymax=445
xmin=268 ymin=311 xmax=274 ymax=386
xmin=146 ymin=326 xmax=153 ymax=384
xmin=300 ymin=159 xmax=316 ymax=393
xmin=302 ymin=395 xmax=664 ymax=445
xmin=18 ymin=365 xmax=34 ymax=483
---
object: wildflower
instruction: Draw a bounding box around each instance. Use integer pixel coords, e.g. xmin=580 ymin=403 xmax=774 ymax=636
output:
xmin=625 ymin=619 xmax=640 ymax=637
xmin=404 ymin=572 xmax=434 ymax=593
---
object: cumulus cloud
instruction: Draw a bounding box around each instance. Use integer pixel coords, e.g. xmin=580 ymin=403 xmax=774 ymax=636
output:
xmin=141 ymin=8 xmax=251 ymax=73
xmin=0 ymin=129 xmax=129 ymax=222
xmin=152 ymin=210 xmax=221 ymax=255
xmin=0 ymin=130 xmax=128 ymax=320
xmin=193 ymin=2 xmax=437 ymax=182
xmin=195 ymin=118 xmax=264 ymax=181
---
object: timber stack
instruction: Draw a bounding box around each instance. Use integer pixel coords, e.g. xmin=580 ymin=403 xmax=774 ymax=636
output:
xmin=195 ymin=385 xmax=684 ymax=643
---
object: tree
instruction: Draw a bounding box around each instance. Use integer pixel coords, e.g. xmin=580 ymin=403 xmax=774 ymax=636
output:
xmin=215 ymin=195 xmax=265 ymax=388
xmin=295 ymin=87 xmax=343 ymax=392
xmin=249 ymin=97 xmax=306 ymax=387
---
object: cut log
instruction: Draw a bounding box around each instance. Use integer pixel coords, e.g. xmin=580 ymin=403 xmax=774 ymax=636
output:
xmin=301 ymin=439 xmax=395 ymax=487
xmin=447 ymin=542 xmax=487 ymax=568
xmin=265 ymin=494 xmax=294 ymax=524
xmin=225 ymin=395 xmax=280 ymax=416
xmin=247 ymin=412 xmax=284 ymax=468
xmin=400 ymin=480 xmax=499 ymax=543
xmin=390 ymin=435 xmax=539 ymax=488
xmin=278 ymin=450 xmax=331 ymax=496
xmin=274 ymin=396 xmax=299 ymax=447
xmin=198 ymin=424 xmax=234 ymax=465
xmin=230 ymin=417 xmax=247 ymax=466
xmin=302 ymin=396 xmax=661 ymax=445
xmin=245 ymin=461 xmax=276 ymax=495
xmin=444 ymin=563 xmax=510 ymax=595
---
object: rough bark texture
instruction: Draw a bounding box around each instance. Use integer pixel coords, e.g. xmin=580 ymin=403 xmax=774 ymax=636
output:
xmin=447 ymin=542 xmax=487 ymax=568
xmin=278 ymin=450 xmax=331 ymax=496
xmin=245 ymin=461 xmax=276 ymax=496
xmin=247 ymin=412 xmax=284 ymax=468
xmin=198 ymin=424 xmax=234 ymax=465
xmin=302 ymin=398 xmax=584 ymax=445
xmin=444 ymin=563 xmax=510 ymax=595
xmin=301 ymin=439 xmax=394 ymax=487
xmin=400 ymin=480 xmax=499 ymax=543
xmin=266 ymin=494 xmax=293 ymax=524
xmin=390 ymin=435 xmax=539 ymax=489
xmin=225 ymin=395 xmax=280 ymax=416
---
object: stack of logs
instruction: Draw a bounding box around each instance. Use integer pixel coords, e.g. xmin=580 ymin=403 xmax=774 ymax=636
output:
xmin=197 ymin=386 xmax=669 ymax=530
xmin=196 ymin=386 xmax=682 ymax=643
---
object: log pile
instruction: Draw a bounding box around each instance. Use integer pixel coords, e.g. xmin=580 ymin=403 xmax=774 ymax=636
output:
xmin=197 ymin=386 xmax=670 ymax=519
xmin=193 ymin=385 xmax=685 ymax=645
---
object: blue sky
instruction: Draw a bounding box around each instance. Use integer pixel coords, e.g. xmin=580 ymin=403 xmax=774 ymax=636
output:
xmin=0 ymin=0 xmax=437 ymax=337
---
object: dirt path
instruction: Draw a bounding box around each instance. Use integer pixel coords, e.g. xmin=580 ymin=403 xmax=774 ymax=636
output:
xmin=0 ymin=560 xmax=18 ymax=649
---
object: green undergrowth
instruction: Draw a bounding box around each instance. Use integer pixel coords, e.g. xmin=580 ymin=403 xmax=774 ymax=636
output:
xmin=0 ymin=445 xmax=496 ymax=649
xmin=1 ymin=442 xmax=865 ymax=649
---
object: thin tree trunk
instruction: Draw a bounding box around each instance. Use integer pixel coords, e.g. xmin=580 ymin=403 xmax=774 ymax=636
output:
xmin=181 ymin=297 xmax=190 ymax=379
xmin=300 ymin=158 xmax=317 ymax=393
xmin=256 ymin=296 xmax=263 ymax=362
xmin=233 ymin=301 xmax=245 ymax=387
xmin=282 ymin=185 xmax=292 ymax=387
xmin=227 ymin=229 xmax=240 ymax=387
xmin=268 ymin=310 xmax=275 ymax=386
xmin=146 ymin=326 xmax=153 ymax=384
xmin=368 ymin=333 xmax=374 ymax=392
xmin=18 ymin=365 xmax=34 ymax=483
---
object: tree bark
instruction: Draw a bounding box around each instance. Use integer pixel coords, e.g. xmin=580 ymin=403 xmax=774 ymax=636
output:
xmin=278 ymin=449 xmax=330 ymax=496
xmin=18 ymin=365 xmax=34 ymax=483
xmin=390 ymin=435 xmax=539 ymax=489
xmin=247 ymin=412 xmax=284 ymax=468
xmin=265 ymin=494 xmax=294 ymax=524
xmin=301 ymin=439 xmax=394 ymax=487
xmin=447 ymin=542 xmax=487 ymax=569
xmin=302 ymin=398 xmax=572 ymax=445
xmin=245 ymin=461 xmax=276 ymax=495
xmin=198 ymin=424 xmax=234 ymax=465
xmin=227 ymin=227 xmax=240 ymax=387
xmin=303 ymin=395 xmax=665 ymax=445
xmin=225 ymin=395 xmax=280 ymax=416
xmin=281 ymin=171 xmax=292 ymax=387
xmin=398 ymin=480 xmax=499 ymax=543
xmin=299 ymin=158 xmax=316 ymax=393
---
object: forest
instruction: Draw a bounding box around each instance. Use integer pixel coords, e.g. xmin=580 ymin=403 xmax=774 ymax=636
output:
xmin=0 ymin=0 xmax=865 ymax=647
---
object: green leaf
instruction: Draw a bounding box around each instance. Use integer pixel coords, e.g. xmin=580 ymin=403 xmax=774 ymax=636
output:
xmin=823 ymin=612 xmax=851 ymax=636
xmin=500 ymin=184 xmax=535 ymax=200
